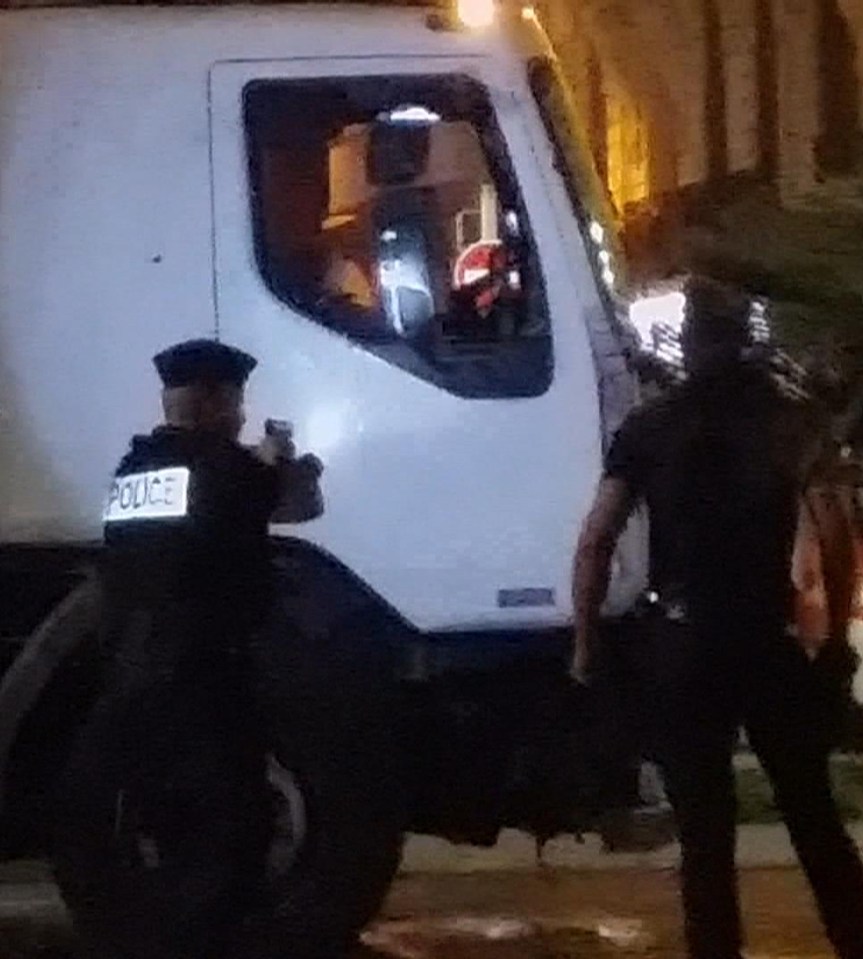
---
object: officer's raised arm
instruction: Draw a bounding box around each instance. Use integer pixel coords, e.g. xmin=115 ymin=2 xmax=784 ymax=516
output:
xmin=252 ymin=419 xmax=324 ymax=524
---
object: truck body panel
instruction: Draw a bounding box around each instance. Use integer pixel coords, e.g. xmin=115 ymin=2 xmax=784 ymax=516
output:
xmin=0 ymin=5 xmax=645 ymax=632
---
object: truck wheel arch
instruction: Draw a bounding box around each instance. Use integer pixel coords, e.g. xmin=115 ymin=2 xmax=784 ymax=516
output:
xmin=0 ymin=539 xmax=405 ymax=828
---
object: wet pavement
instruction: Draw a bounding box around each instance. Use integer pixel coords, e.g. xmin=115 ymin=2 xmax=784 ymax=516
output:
xmin=369 ymin=869 xmax=833 ymax=959
xmin=0 ymin=860 xmax=837 ymax=958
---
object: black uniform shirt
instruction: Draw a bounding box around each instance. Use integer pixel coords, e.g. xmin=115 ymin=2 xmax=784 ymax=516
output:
xmin=604 ymin=368 xmax=809 ymax=630
xmin=100 ymin=427 xmax=279 ymax=684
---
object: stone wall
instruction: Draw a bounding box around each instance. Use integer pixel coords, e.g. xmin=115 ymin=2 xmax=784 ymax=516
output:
xmin=839 ymin=0 xmax=863 ymax=114
xmin=546 ymin=0 xmax=852 ymax=208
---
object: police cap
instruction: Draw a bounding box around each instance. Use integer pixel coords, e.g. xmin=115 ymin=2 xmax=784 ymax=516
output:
xmin=153 ymin=339 xmax=258 ymax=389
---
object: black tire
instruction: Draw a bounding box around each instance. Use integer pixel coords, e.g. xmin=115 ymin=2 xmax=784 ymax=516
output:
xmin=55 ymin=620 xmax=404 ymax=959
xmin=234 ymin=605 xmax=406 ymax=959
xmin=234 ymin=731 xmax=404 ymax=959
xmin=54 ymin=687 xmax=265 ymax=959
xmin=56 ymin=721 xmax=403 ymax=959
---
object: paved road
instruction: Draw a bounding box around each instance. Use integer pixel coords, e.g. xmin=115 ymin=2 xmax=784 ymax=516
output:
xmin=370 ymin=869 xmax=832 ymax=958
xmin=0 ymin=861 xmax=837 ymax=958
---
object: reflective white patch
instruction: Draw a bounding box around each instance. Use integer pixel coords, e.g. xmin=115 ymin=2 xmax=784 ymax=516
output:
xmin=103 ymin=467 xmax=190 ymax=523
xmin=848 ymin=625 xmax=863 ymax=705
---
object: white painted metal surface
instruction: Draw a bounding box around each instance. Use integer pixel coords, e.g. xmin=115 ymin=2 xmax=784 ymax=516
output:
xmin=0 ymin=4 xmax=646 ymax=631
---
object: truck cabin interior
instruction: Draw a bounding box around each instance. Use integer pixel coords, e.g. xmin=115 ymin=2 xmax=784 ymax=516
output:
xmin=244 ymin=74 xmax=541 ymax=349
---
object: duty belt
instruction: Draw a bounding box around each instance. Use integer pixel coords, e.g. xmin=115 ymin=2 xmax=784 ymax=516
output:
xmin=635 ymin=590 xmax=690 ymax=623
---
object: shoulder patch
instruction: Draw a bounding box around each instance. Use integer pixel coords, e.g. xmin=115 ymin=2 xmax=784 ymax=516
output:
xmin=104 ymin=467 xmax=190 ymax=523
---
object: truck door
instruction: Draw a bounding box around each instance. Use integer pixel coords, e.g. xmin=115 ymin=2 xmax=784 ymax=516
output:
xmin=209 ymin=56 xmax=612 ymax=633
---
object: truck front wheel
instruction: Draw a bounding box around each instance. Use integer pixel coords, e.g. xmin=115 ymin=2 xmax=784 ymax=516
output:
xmin=238 ymin=732 xmax=404 ymax=958
xmin=54 ymin=657 xmax=403 ymax=959
xmin=55 ymin=701 xmax=403 ymax=959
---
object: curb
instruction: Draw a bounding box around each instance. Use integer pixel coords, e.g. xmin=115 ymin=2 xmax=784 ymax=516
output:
xmin=399 ymin=822 xmax=863 ymax=874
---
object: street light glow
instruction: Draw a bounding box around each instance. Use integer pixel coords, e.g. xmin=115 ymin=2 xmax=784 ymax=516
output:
xmin=457 ymin=0 xmax=495 ymax=28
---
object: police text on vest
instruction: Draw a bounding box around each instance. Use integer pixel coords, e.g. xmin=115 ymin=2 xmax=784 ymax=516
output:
xmin=103 ymin=467 xmax=190 ymax=523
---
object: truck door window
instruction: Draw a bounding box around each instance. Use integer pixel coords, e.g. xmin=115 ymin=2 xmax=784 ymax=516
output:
xmin=244 ymin=75 xmax=551 ymax=399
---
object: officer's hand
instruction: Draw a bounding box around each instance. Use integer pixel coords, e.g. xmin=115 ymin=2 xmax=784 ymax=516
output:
xmin=569 ymin=638 xmax=593 ymax=687
xmin=293 ymin=453 xmax=324 ymax=479
xmin=278 ymin=453 xmax=324 ymax=486
xmin=255 ymin=432 xmax=297 ymax=467
xmin=271 ymin=454 xmax=325 ymax=524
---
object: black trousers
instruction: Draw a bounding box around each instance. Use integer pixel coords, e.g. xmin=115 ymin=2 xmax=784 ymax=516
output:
xmin=57 ymin=675 xmax=269 ymax=959
xmin=643 ymin=619 xmax=863 ymax=959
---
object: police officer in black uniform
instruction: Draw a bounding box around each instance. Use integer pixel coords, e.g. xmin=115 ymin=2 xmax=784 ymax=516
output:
xmin=571 ymin=279 xmax=863 ymax=959
xmin=56 ymin=339 xmax=322 ymax=959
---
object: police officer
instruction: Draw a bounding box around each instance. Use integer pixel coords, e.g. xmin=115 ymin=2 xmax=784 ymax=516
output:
xmin=56 ymin=339 xmax=322 ymax=959
xmin=571 ymin=279 xmax=863 ymax=959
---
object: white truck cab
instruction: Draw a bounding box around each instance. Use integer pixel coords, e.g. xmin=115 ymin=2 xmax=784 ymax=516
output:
xmin=0 ymin=3 xmax=657 ymax=953
xmin=0 ymin=0 xmax=645 ymax=630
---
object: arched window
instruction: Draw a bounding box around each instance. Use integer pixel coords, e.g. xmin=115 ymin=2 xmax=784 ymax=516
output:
xmin=605 ymin=80 xmax=650 ymax=214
